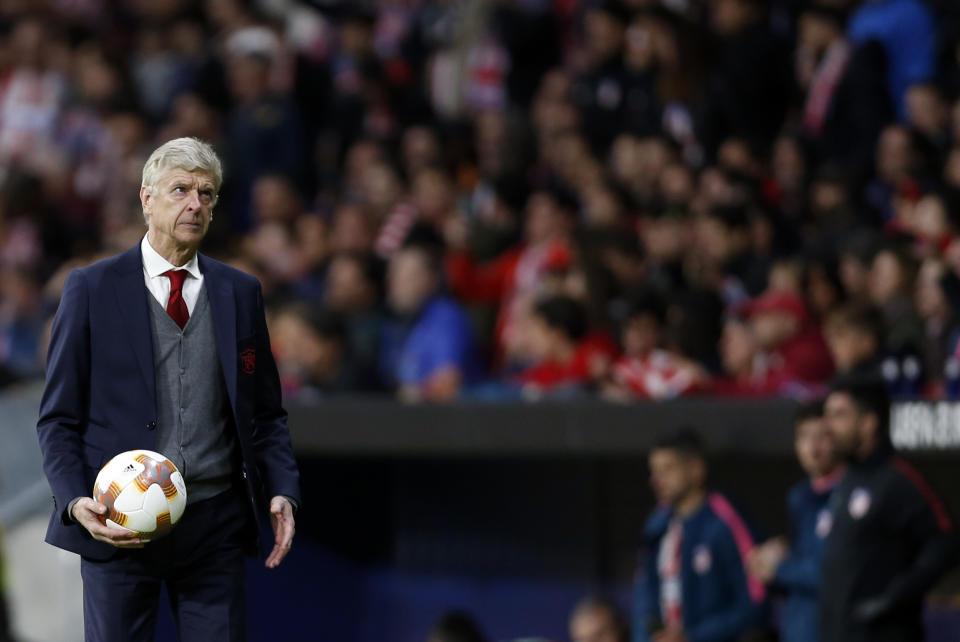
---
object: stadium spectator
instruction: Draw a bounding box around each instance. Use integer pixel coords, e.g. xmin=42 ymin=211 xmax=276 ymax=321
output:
xmin=836 ymin=230 xmax=881 ymax=302
xmin=329 ymin=202 xmax=377 ymax=255
xmin=797 ymin=4 xmax=893 ymax=176
xmin=638 ymin=205 xmax=691 ymax=293
xmin=710 ymin=315 xmax=799 ymax=398
xmin=380 ymin=241 xmax=480 ymax=402
xmin=513 ymin=295 xmax=611 ymax=399
xmin=747 ymin=401 xmax=843 ymax=642
xmin=915 ymin=257 xmax=960 ymax=384
xmin=0 ymin=267 xmax=45 ymax=383
xmin=701 ymin=0 xmax=791 ymax=155
xmin=796 ymin=5 xmax=850 ymax=141
xmin=571 ymin=2 xmax=632 ymax=155
xmin=866 ymin=125 xmax=916 ymax=223
xmin=823 ymin=302 xmax=887 ymax=379
xmin=902 ymin=191 xmax=955 ymax=253
xmin=801 ymin=254 xmax=845 ymax=322
xmin=633 ymin=430 xmax=767 ymax=642
xmin=223 ymin=41 xmax=304 ymax=232
xmin=867 ymin=242 xmax=925 ymax=357
xmin=0 ymin=17 xmax=67 ymax=172
xmin=323 ymin=251 xmax=386 ymax=380
xmin=569 ymin=595 xmax=629 ymax=642
xmin=847 ymin=0 xmax=936 ymax=120
xmin=271 ymin=305 xmax=377 ymax=399
xmin=743 ymin=290 xmax=834 ymax=384
xmin=820 ymin=377 xmax=959 ymax=641
xmin=905 ymin=83 xmax=951 ymax=164
xmin=243 ymin=174 xmax=324 ymax=296
xmin=605 ymin=290 xmax=703 ymax=400
xmin=803 ymin=165 xmax=860 ymax=253
xmin=695 ymin=204 xmax=769 ymax=303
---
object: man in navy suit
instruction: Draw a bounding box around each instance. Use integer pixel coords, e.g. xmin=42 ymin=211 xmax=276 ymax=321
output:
xmin=37 ymin=137 xmax=301 ymax=641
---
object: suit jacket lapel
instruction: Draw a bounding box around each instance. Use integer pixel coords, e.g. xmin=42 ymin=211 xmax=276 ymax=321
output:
xmin=200 ymin=255 xmax=238 ymax=414
xmin=113 ymin=245 xmax=156 ymax=412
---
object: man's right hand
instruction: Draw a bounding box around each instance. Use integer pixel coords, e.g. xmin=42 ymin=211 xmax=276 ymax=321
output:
xmin=71 ymin=498 xmax=143 ymax=548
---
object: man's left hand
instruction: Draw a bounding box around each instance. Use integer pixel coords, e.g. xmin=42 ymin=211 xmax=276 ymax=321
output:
xmin=748 ymin=537 xmax=788 ymax=584
xmin=265 ymin=496 xmax=295 ymax=568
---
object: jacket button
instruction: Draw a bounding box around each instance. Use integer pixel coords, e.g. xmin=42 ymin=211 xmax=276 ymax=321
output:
xmin=147 ymin=421 xmax=157 ymax=431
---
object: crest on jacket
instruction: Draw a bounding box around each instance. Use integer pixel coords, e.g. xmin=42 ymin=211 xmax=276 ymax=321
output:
xmin=848 ymin=487 xmax=871 ymax=519
xmin=240 ymin=348 xmax=256 ymax=374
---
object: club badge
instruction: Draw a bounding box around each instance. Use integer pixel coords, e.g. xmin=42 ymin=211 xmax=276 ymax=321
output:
xmin=815 ymin=508 xmax=833 ymax=538
xmin=240 ymin=348 xmax=256 ymax=375
xmin=848 ymin=488 xmax=871 ymax=520
xmin=693 ymin=545 xmax=712 ymax=574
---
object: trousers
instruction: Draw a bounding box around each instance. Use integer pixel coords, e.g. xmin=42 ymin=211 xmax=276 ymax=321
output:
xmin=80 ymin=487 xmax=251 ymax=642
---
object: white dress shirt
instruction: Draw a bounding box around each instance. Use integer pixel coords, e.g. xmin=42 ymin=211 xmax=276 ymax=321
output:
xmin=141 ymin=236 xmax=203 ymax=313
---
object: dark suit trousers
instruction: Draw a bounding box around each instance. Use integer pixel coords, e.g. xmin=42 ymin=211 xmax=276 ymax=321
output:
xmin=80 ymin=487 xmax=251 ymax=642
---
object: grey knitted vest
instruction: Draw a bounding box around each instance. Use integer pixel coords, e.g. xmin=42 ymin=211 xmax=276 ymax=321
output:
xmin=147 ymin=285 xmax=238 ymax=504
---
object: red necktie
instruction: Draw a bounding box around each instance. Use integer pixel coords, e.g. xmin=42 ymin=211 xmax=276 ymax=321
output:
xmin=163 ymin=269 xmax=189 ymax=329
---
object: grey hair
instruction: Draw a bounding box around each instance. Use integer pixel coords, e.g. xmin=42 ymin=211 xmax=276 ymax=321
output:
xmin=141 ymin=137 xmax=223 ymax=193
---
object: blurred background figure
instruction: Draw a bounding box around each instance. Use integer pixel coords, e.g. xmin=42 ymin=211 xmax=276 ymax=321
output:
xmin=512 ymin=295 xmax=616 ymax=400
xmin=569 ymin=595 xmax=629 ymax=642
xmin=634 ymin=430 xmax=768 ymax=642
xmin=748 ymin=402 xmax=843 ymax=642
xmin=605 ymin=290 xmax=705 ymax=400
xmin=823 ymin=302 xmax=889 ymax=380
xmin=323 ymin=250 xmax=386 ymax=380
xmin=271 ymin=304 xmax=379 ymax=399
xmin=380 ymin=240 xmax=481 ymax=402
xmin=710 ymin=314 xmax=798 ymax=398
xmin=820 ymin=377 xmax=958 ymax=642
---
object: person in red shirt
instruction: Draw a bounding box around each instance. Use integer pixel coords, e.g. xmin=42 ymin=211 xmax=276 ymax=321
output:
xmin=745 ymin=290 xmax=834 ymax=384
xmin=711 ymin=315 xmax=806 ymax=398
xmin=513 ymin=295 xmax=614 ymax=398
xmin=604 ymin=290 xmax=704 ymax=400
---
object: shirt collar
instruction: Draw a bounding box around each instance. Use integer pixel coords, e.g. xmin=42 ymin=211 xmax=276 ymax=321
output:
xmin=141 ymin=235 xmax=202 ymax=280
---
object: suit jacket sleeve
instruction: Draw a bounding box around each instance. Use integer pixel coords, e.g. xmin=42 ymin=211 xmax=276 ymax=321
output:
xmin=37 ymin=270 xmax=92 ymax=523
xmin=249 ymin=282 xmax=301 ymax=505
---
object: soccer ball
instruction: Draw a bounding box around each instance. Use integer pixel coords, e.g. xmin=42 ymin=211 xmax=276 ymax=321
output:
xmin=93 ymin=449 xmax=187 ymax=541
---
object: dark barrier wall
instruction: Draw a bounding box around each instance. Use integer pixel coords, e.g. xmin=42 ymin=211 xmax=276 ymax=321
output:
xmin=287 ymin=399 xmax=802 ymax=456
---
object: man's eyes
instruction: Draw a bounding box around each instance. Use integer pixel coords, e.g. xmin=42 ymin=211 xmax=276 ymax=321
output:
xmin=171 ymin=186 xmax=215 ymax=202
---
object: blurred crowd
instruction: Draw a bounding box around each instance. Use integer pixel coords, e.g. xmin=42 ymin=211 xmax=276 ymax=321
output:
xmin=4 ymin=0 xmax=960 ymax=402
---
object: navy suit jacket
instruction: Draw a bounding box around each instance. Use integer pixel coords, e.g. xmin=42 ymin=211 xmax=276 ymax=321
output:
xmin=37 ymin=244 xmax=301 ymax=561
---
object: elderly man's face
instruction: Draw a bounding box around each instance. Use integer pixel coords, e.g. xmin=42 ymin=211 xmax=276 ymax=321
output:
xmin=141 ymin=168 xmax=216 ymax=252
